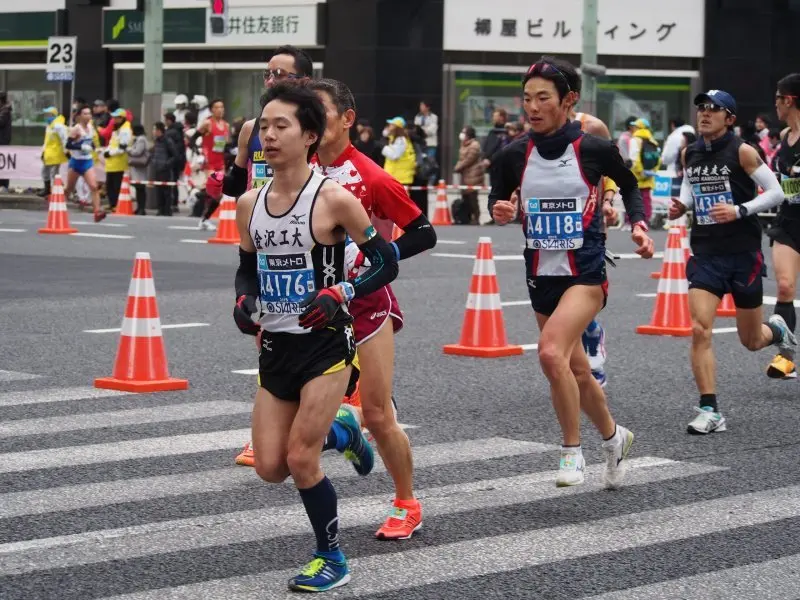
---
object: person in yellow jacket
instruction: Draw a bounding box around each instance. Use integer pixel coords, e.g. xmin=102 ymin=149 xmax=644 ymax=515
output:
xmin=104 ymin=108 xmax=132 ymax=211
xmin=39 ymin=106 xmax=68 ymax=199
xmin=381 ymin=117 xmax=416 ymax=185
xmin=629 ymin=117 xmax=662 ymax=224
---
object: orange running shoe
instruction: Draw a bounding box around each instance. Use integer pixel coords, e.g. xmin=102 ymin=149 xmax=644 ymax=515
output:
xmin=342 ymin=380 xmax=361 ymax=408
xmin=234 ymin=441 xmax=255 ymax=467
xmin=375 ymin=499 xmax=422 ymax=540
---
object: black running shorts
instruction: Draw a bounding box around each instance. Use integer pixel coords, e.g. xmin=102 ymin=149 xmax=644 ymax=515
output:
xmin=768 ymin=214 xmax=800 ymax=255
xmin=257 ymin=325 xmax=358 ymax=402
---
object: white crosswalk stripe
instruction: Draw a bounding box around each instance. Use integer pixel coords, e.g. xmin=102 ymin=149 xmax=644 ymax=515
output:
xmin=1 ymin=376 xmax=797 ymax=599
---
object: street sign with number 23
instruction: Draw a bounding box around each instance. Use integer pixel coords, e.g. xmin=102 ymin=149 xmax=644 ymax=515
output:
xmin=46 ymin=37 xmax=77 ymax=82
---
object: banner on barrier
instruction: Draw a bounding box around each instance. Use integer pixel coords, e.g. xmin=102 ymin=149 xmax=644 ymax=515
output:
xmin=0 ymin=146 xmax=45 ymax=180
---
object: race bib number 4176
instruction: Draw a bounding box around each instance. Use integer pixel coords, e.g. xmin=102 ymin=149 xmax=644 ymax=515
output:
xmin=525 ymin=197 xmax=584 ymax=250
xmin=257 ymin=252 xmax=315 ymax=314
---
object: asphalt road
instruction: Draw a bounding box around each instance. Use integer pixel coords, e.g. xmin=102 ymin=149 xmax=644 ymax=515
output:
xmin=2 ymin=207 xmax=800 ymax=600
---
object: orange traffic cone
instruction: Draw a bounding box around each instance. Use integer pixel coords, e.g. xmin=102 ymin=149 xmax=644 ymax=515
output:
xmin=636 ymin=227 xmax=692 ymax=337
xmin=651 ymin=222 xmax=690 ymax=279
xmin=95 ymin=252 xmax=189 ymax=392
xmin=444 ymin=237 xmax=523 ymax=357
xmin=115 ymin=173 xmax=134 ymax=215
xmin=38 ymin=174 xmax=77 ymax=234
xmin=717 ymin=293 xmax=736 ymax=317
xmin=391 ymin=223 xmax=404 ymax=241
xmin=431 ymin=180 xmax=452 ymax=226
xmin=208 ymin=195 xmax=240 ymax=245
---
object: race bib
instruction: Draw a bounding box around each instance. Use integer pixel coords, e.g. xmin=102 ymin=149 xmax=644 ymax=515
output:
xmin=251 ymin=163 xmax=274 ymax=190
xmin=212 ymin=135 xmax=226 ymax=153
xmin=781 ymin=176 xmax=800 ymax=204
xmin=525 ymin=197 xmax=584 ymax=250
xmin=692 ymin=180 xmax=734 ymax=225
xmin=257 ymin=251 xmax=315 ymax=314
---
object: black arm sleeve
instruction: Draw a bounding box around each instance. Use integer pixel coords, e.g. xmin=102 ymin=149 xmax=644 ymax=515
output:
xmin=348 ymin=234 xmax=399 ymax=300
xmin=234 ymin=247 xmax=260 ymax=299
xmin=392 ymin=213 xmax=437 ymax=260
xmin=65 ymin=138 xmax=83 ymax=151
xmin=487 ymin=138 xmax=527 ymax=214
xmin=600 ymin=140 xmax=646 ymax=224
xmin=223 ymin=162 xmax=249 ymax=197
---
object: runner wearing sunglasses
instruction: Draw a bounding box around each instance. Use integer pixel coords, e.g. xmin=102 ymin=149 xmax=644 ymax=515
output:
xmin=765 ymin=73 xmax=800 ymax=379
xmin=490 ymin=58 xmax=654 ymax=488
xmin=668 ymin=90 xmax=791 ymax=435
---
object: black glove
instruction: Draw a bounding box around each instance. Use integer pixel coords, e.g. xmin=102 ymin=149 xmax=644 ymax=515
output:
xmin=298 ymin=288 xmax=343 ymax=330
xmin=233 ymin=294 xmax=261 ymax=336
xmin=103 ymin=150 xmax=111 ymax=158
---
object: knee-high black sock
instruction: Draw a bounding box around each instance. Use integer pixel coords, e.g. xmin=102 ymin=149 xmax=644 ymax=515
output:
xmin=298 ymin=476 xmax=343 ymax=558
xmin=775 ymin=301 xmax=797 ymax=333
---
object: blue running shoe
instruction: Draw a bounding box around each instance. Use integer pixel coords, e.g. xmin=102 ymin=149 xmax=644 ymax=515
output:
xmin=288 ymin=553 xmax=351 ymax=592
xmin=336 ymin=404 xmax=374 ymax=476
xmin=592 ymin=368 xmax=607 ymax=388
xmin=582 ymin=322 xmax=607 ymax=372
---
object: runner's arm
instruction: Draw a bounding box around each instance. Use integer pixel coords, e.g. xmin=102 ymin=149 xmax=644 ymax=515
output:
xmin=373 ymin=173 xmax=437 ymax=260
xmin=329 ymin=186 xmax=399 ymax=301
xmin=487 ymin=138 xmax=526 ymax=214
xmin=598 ymin=138 xmax=646 ymax=225
xmin=737 ymin=143 xmax=784 ymax=216
xmin=221 ymin=120 xmax=253 ymax=198
xmin=234 ymin=190 xmax=259 ymax=298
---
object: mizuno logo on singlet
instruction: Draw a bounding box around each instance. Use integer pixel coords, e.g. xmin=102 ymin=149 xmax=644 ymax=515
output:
xmin=290 ymin=213 xmax=306 ymax=225
xmin=559 ymin=159 xmax=572 ymax=167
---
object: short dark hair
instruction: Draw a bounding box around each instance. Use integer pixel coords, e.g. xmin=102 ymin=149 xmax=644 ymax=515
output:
xmin=768 ymin=127 xmax=782 ymax=139
xmin=308 ymin=78 xmax=356 ymax=115
xmin=464 ymin=125 xmax=476 ymax=138
xmin=153 ymin=121 xmax=166 ymax=133
xmin=184 ymin=110 xmax=197 ymax=127
xmin=756 ymin=113 xmax=771 ymax=125
xmin=271 ymin=45 xmax=313 ymax=78
xmin=524 ymin=56 xmax=580 ymax=100
xmin=132 ymin=123 xmax=146 ymax=136
xmin=210 ymin=98 xmax=224 ymax=110
xmin=671 ymin=117 xmax=685 ymax=128
xmin=164 ymin=112 xmax=175 ymax=124
xmin=77 ymin=103 xmax=91 ymax=114
xmin=261 ymin=82 xmax=326 ymax=161
xmin=778 ymin=73 xmax=800 ymax=108
xmin=107 ymin=98 xmax=120 ymax=112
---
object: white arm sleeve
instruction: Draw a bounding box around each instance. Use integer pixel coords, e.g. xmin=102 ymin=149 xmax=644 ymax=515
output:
xmin=381 ymin=137 xmax=406 ymax=160
xmin=740 ymin=163 xmax=785 ymax=217
xmin=678 ymin=174 xmax=694 ymax=209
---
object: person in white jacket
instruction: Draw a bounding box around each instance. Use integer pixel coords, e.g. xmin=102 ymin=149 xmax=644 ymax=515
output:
xmin=662 ymin=118 xmax=696 ymax=171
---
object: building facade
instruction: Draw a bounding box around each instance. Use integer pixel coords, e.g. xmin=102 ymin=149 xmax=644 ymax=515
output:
xmin=1 ymin=0 xmax=799 ymax=171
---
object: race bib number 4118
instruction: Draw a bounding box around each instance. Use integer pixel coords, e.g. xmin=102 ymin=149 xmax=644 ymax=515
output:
xmin=525 ymin=197 xmax=584 ymax=250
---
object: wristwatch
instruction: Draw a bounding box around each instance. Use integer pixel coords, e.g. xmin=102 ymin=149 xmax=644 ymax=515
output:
xmin=738 ymin=205 xmax=748 ymax=219
xmin=632 ymin=220 xmax=650 ymax=233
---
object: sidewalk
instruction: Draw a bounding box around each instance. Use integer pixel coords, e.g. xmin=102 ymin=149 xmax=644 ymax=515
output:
xmin=0 ymin=192 xmax=48 ymax=211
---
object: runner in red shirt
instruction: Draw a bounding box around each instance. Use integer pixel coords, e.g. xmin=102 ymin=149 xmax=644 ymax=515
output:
xmin=197 ymin=98 xmax=230 ymax=228
xmin=310 ymin=78 xmax=436 ymax=539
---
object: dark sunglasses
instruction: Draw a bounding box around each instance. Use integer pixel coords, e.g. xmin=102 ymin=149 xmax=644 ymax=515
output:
xmin=263 ymin=68 xmax=300 ymax=81
xmin=525 ymin=61 xmax=572 ymax=92
xmin=696 ymin=103 xmax=731 ymax=114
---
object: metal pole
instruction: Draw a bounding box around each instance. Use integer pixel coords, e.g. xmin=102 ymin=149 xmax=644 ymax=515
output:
xmin=69 ymin=78 xmax=76 ymax=126
xmin=142 ymin=0 xmax=163 ymax=131
xmin=581 ymin=0 xmax=599 ymax=116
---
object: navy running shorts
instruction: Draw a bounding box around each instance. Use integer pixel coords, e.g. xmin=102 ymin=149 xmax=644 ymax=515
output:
xmin=686 ymin=251 xmax=766 ymax=309
xmin=257 ymin=325 xmax=358 ymax=402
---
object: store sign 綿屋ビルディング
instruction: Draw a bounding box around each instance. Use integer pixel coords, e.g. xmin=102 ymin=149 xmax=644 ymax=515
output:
xmin=443 ymin=0 xmax=704 ymax=58
xmin=103 ymin=9 xmax=205 ymax=45
xmin=204 ymin=4 xmax=318 ymax=47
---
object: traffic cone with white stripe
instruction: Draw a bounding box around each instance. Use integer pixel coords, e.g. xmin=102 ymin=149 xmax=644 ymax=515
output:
xmin=717 ymin=293 xmax=736 ymax=317
xmin=636 ymin=227 xmax=692 ymax=336
xmin=38 ymin=173 xmax=77 ymax=234
xmin=208 ymin=194 xmax=240 ymax=245
xmin=95 ymin=252 xmax=189 ymax=392
xmin=115 ymin=173 xmax=134 ymax=216
xmin=444 ymin=237 xmax=523 ymax=357
xmin=431 ymin=180 xmax=453 ymax=226
xmin=651 ymin=219 xmax=690 ymax=279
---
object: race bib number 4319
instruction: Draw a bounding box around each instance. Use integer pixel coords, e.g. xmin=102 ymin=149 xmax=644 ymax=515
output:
xmin=692 ymin=181 xmax=734 ymax=225
xmin=525 ymin=197 xmax=584 ymax=250
xmin=257 ymin=252 xmax=315 ymax=314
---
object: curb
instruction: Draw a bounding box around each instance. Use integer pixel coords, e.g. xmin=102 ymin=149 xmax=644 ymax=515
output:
xmin=0 ymin=195 xmax=48 ymax=211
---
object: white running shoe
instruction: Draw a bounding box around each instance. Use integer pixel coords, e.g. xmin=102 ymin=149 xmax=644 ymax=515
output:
xmin=555 ymin=448 xmax=585 ymax=487
xmin=601 ymin=425 xmax=634 ymax=490
xmin=687 ymin=406 xmax=727 ymax=435
xmin=769 ymin=314 xmax=798 ymax=359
